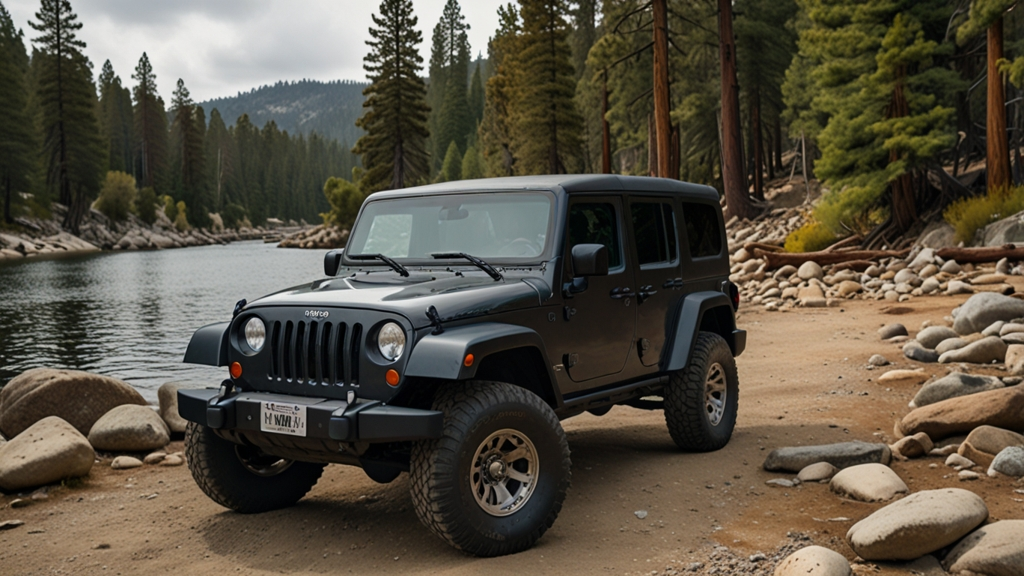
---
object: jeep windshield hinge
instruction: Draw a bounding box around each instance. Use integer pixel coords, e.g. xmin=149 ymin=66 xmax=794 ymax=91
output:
xmin=426 ymin=305 xmax=445 ymax=335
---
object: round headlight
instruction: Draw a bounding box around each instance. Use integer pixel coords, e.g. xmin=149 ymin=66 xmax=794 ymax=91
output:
xmin=378 ymin=322 xmax=406 ymax=361
xmin=244 ymin=317 xmax=266 ymax=352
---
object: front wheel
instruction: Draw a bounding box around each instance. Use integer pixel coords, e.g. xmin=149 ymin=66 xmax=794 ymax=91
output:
xmin=664 ymin=331 xmax=739 ymax=452
xmin=410 ymin=381 xmax=571 ymax=557
xmin=184 ymin=422 xmax=326 ymax=513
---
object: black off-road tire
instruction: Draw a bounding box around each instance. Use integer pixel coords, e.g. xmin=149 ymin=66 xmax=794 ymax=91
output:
xmin=410 ymin=381 xmax=571 ymax=557
xmin=184 ymin=422 xmax=326 ymax=513
xmin=664 ymin=331 xmax=738 ymax=452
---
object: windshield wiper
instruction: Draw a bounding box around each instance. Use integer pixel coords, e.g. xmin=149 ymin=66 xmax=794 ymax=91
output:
xmin=347 ymin=253 xmax=410 ymax=277
xmin=432 ymin=252 xmax=503 ymax=281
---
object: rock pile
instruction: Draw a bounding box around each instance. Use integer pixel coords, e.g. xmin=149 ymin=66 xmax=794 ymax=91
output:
xmin=0 ymin=368 xmax=188 ymax=492
xmin=278 ymin=224 xmax=349 ymax=249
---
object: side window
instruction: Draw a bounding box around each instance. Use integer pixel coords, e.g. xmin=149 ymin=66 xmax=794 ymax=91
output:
xmin=568 ymin=202 xmax=622 ymax=269
xmin=631 ymin=202 xmax=678 ymax=266
xmin=682 ymin=202 xmax=723 ymax=258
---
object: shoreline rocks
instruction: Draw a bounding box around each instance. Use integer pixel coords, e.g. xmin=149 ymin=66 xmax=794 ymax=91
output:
xmin=897 ymin=385 xmax=1024 ymax=440
xmin=0 ymin=416 xmax=94 ymax=491
xmin=763 ymin=442 xmax=892 ymax=473
xmin=87 ymin=405 xmax=170 ymax=452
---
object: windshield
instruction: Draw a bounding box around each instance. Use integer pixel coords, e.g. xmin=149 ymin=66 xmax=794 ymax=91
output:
xmin=346 ymin=192 xmax=554 ymax=262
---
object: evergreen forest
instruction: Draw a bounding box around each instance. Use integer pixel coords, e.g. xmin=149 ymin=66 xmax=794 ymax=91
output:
xmin=4 ymin=0 xmax=1024 ymax=248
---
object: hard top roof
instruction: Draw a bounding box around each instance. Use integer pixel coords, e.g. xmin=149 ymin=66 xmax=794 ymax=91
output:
xmin=366 ymin=175 xmax=720 ymax=202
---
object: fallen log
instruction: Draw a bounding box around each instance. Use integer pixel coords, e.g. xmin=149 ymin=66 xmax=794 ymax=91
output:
xmin=753 ymin=248 xmax=911 ymax=269
xmin=936 ymin=244 xmax=1024 ymax=264
xmin=742 ymin=241 xmax=784 ymax=253
xmin=822 ymin=235 xmax=863 ymax=252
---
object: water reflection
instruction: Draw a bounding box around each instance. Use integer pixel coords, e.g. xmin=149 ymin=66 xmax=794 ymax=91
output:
xmin=0 ymin=241 xmax=324 ymax=402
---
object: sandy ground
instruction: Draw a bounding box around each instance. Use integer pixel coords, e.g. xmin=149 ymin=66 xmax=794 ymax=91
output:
xmin=2 ymin=293 xmax=1023 ymax=575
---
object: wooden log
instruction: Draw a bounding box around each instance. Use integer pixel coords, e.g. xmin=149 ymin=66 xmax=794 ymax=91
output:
xmin=831 ymin=260 xmax=875 ymax=272
xmin=754 ymin=248 xmax=911 ymax=269
xmin=823 ymin=235 xmax=863 ymax=252
xmin=743 ymin=241 xmax=784 ymax=254
xmin=936 ymin=245 xmax=1024 ymax=264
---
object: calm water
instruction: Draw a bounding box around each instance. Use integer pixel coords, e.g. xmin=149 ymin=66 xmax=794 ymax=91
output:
xmin=0 ymin=241 xmax=324 ymax=402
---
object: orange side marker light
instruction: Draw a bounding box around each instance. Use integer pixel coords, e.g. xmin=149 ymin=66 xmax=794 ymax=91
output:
xmin=230 ymin=362 xmax=243 ymax=379
xmin=464 ymin=354 xmax=474 ymax=367
xmin=385 ymin=369 xmax=400 ymax=387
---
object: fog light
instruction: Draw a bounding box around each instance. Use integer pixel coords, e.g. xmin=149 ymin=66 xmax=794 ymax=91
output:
xmin=385 ymin=369 xmax=400 ymax=386
xmin=230 ymin=362 xmax=242 ymax=379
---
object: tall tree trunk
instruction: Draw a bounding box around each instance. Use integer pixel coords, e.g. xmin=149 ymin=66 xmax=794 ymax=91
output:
xmin=4 ymin=173 xmax=12 ymax=224
xmin=750 ymin=88 xmax=764 ymax=200
xmin=648 ymin=114 xmax=658 ymax=176
xmin=652 ymin=0 xmax=671 ymax=178
xmin=718 ymin=0 xmax=752 ymax=219
xmin=774 ymin=116 xmax=783 ymax=172
xmin=988 ymin=17 xmax=1011 ymax=191
xmin=888 ymin=70 xmax=916 ymax=233
xmin=601 ymin=71 xmax=611 ymax=174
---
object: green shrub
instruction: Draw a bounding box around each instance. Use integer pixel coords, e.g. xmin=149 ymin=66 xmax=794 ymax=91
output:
xmin=174 ymin=201 xmax=189 ymax=232
xmin=320 ymin=177 xmax=365 ymax=229
xmin=462 ymin=145 xmax=483 ymax=180
xmin=93 ymin=171 xmax=136 ymax=221
xmin=221 ymin=203 xmax=248 ymax=229
xmin=944 ymin=186 xmax=1024 ymax=244
xmin=162 ymin=195 xmax=177 ymax=221
xmin=784 ymin=221 xmax=838 ymax=253
xmin=136 ymin=187 xmax=158 ymax=225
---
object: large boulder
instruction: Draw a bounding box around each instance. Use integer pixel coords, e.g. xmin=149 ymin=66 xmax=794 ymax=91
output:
xmin=157 ymin=383 xmax=188 ymax=434
xmin=829 ymin=463 xmax=908 ymax=502
xmin=957 ymin=425 xmax=1024 ymax=469
xmin=846 ymin=488 xmax=988 ymax=561
xmin=0 ymin=368 xmax=147 ymax=438
xmin=910 ymin=373 xmax=1004 ymax=408
xmin=938 ymin=336 xmax=1007 ymax=364
xmin=773 ymin=546 xmax=851 ymax=576
xmin=0 ymin=416 xmax=95 ymax=491
xmin=943 ymin=520 xmax=1024 ymax=575
xmin=897 ymin=385 xmax=1024 ymax=440
xmin=982 ymin=210 xmax=1024 ymax=245
xmin=87 ymin=405 xmax=169 ymax=452
xmin=763 ymin=441 xmax=892 ymax=473
xmin=952 ymin=293 xmax=1024 ymax=335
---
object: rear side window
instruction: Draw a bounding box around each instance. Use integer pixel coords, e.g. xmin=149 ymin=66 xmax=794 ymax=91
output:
xmin=631 ymin=202 xmax=677 ymax=266
xmin=682 ymin=203 xmax=722 ymax=258
xmin=568 ymin=203 xmax=622 ymax=269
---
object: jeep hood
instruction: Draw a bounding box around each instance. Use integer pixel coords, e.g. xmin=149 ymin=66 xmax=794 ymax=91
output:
xmin=246 ymin=271 xmax=553 ymax=329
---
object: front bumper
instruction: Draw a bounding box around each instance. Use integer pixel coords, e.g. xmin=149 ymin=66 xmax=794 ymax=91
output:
xmin=178 ymin=388 xmax=444 ymax=443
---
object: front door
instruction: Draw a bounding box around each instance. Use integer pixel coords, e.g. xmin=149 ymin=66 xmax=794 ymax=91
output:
xmin=627 ymin=197 xmax=682 ymax=367
xmin=560 ymin=196 xmax=636 ymax=384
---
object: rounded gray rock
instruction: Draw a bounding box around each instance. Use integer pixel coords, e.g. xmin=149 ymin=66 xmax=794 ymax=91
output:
xmin=943 ymin=520 xmax=1024 ymax=574
xmin=111 ymin=456 xmax=143 ymax=470
xmin=917 ymin=326 xmax=959 ymax=349
xmin=935 ymin=337 xmax=967 ymax=355
xmin=0 ymin=416 xmax=94 ymax=491
xmin=157 ymin=383 xmax=187 ymax=434
xmin=797 ymin=462 xmax=838 ymax=482
xmin=989 ymin=446 xmax=1024 ymax=477
xmin=952 ymin=293 xmax=1024 ymax=335
xmin=763 ymin=441 xmax=892 ymax=473
xmin=903 ymin=341 xmax=939 ymax=363
xmin=87 ymin=405 xmax=169 ymax=452
xmin=847 ymin=488 xmax=988 ymax=561
xmin=773 ymin=546 xmax=851 ymax=576
xmin=938 ymin=336 xmax=1007 ymax=364
xmin=798 ymin=261 xmax=823 ymax=281
xmin=868 ymin=354 xmax=889 ymax=367
xmin=830 ymin=463 xmax=908 ymax=502
xmin=910 ymin=372 xmax=1004 ymax=408
xmin=878 ymin=323 xmax=908 ymax=340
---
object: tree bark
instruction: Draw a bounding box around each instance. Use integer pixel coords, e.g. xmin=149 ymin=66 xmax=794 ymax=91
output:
xmin=988 ymin=18 xmax=1011 ymax=191
xmin=753 ymin=248 xmax=911 ymax=269
xmin=652 ymin=0 xmax=671 ymax=178
xmin=887 ymin=71 xmax=917 ymax=233
xmin=936 ymin=244 xmax=1024 ymax=264
xmin=750 ymin=88 xmax=764 ymax=200
xmin=718 ymin=0 xmax=752 ymax=219
xmin=602 ymin=71 xmax=611 ymax=174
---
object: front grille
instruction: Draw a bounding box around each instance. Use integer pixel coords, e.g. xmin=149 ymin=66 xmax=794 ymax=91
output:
xmin=268 ymin=320 xmax=363 ymax=386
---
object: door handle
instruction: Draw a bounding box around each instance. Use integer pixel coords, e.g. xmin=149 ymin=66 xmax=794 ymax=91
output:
xmin=662 ymin=278 xmax=683 ymax=289
xmin=637 ymin=285 xmax=657 ymax=304
xmin=609 ymin=287 xmax=635 ymax=300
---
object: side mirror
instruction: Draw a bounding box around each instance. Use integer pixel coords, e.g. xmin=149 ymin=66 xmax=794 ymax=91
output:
xmin=571 ymin=244 xmax=609 ymax=277
xmin=324 ymin=249 xmax=345 ymax=277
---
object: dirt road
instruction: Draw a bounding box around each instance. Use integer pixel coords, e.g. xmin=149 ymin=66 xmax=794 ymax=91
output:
xmin=2 ymin=295 xmax=1022 ymax=575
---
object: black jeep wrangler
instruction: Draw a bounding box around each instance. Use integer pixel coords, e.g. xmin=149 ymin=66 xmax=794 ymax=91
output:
xmin=179 ymin=175 xmax=745 ymax=557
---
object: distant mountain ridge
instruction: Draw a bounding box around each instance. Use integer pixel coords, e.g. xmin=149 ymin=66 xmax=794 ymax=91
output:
xmin=198 ymin=79 xmax=368 ymax=146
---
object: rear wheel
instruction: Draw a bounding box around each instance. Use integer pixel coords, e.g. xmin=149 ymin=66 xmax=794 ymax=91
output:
xmin=185 ymin=422 xmax=325 ymax=513
xmin=664 ymin=332 xmax=738 ymax=452
xmin=410 ymin=381 xmax=571 ymax=557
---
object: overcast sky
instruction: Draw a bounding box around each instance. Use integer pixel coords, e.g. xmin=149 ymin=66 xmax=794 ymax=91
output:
xmin=5 ymin=0 xmax=501 ymax=102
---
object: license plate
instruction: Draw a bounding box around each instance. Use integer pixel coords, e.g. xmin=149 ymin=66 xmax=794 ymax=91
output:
xmin=260 ymin=401 xmax=307 ymax=437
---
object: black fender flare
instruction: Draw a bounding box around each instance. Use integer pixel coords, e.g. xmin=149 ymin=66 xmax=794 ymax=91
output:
xmin=183 ymin=321 xmax=230 ymax=367
xmin=405 ymin=322 xmax=556 ymax=383
xmin=662 ymin=292 xmax=746 ymax=372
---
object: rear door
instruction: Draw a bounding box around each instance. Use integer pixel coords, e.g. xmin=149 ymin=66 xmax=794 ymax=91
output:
xmin=627 ymin=197 xmax=682 ymax=367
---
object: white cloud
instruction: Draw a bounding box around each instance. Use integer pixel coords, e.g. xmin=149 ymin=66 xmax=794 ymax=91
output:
xmin=5 ymin=0 xmax=502 ymax=101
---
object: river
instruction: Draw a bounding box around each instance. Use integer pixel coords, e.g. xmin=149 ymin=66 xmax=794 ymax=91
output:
xmin=0 ymin=241 xmax=324 ymax=402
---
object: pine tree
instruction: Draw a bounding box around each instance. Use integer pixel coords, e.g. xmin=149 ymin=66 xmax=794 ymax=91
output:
xmin=0 ymin=1 xmax=36 ymax=224
xmin=170 ymin=78 xmax=208 ymax=227
xmin=468 ymin=61 xmax=484 ymax=127
xmin=430 ymin=0 xmax=473 ymax=170
xmin=439 ymin=140 xmax=462 ymax=182
xmin=132 ymin=53 xmax=169 ymax=194
xmin=97 ymin=60 xmax=133 ymax=174
xmin=353 ymin=0 xmax=430 ymax=192
xmin=479 ymin=4 xmax=521 ymax=177
xmin=30 ymin=0 xmax=105 ymax=233
xmin=461 ymin=145 xmax=483 ymax=179
xmin=204 ymin=108 xmax=235 ymax=213
xmin=512 ymin=0 xmax=583 ymax=174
